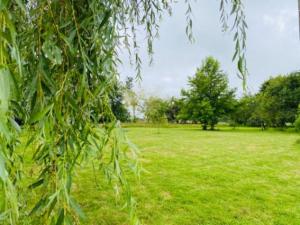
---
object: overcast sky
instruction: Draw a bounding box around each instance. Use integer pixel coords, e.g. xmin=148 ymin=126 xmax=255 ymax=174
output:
xmin=118 ymin=0 xmax=300 ymax=98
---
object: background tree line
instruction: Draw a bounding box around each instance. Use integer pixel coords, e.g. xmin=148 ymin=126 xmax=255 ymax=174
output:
xmin=114 ymin=57 xmax=300 ymax=131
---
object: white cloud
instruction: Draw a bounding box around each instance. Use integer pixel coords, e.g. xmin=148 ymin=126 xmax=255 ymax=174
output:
xmin=263 ymin=9 xmax=297 ymax=33
xmin=162 ymin=76 xmax=173 ymax=83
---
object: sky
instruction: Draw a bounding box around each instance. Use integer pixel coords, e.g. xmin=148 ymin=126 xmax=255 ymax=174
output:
xmin=118 ymin=0 xmax=300 ymax=98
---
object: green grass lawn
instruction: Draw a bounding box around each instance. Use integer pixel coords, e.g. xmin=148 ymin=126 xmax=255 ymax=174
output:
xmin=70 ymin=126 xmax=300 ymax=225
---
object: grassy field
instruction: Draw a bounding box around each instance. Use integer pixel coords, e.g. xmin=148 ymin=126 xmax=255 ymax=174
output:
xmin=69 ymin=126 xmax=300 ymax=225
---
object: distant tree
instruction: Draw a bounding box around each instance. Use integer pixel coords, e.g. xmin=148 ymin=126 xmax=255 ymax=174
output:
xmin=165 ymin=97 xmax=182 ymax=123
xmin=249 ymin=94 xmax=271 ymax=129
xmin=295 ymin=104 xmax=300 ymax=132
xmin=109 ymin=81 xmax=130 ymax=122
xmin=92 ymin=80 xmax=130 ymax=123
xmin=143 ymin=97 xmax=168 ymax=125
xmin=124 ymin=77 xmax=139 ymax=122
xmin=230 ymin=95 xmax=259 ymax=126
xmin=179 ymin=57 xmax=236 ymax=130
xmin=257 ymin=72 xmax=300 ymax=127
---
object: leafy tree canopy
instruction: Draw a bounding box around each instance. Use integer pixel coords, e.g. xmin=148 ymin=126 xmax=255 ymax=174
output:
xmin=256 ymin=72 xmax=300 ymax=127
xmin=179 ymin=57 xmax=236 ymax=130
xmin=143 ymin=97 xmax=168 ymax=125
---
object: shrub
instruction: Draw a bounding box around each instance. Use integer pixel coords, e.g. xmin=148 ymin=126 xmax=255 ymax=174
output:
xmin=295 ymin=116 xmax=300 ymax=131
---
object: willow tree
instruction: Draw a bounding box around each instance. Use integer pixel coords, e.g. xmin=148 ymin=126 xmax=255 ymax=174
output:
xmin=0 ymin=0 xmax=247 ymax=224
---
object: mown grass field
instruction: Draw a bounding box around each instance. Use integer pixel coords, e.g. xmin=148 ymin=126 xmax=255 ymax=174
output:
xmin=21 ymin=126 xmax=300 ymax=225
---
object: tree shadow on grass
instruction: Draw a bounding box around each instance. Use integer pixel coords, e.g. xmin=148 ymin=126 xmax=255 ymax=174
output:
xmin=295 ymin=139 xmax=300 ymax=146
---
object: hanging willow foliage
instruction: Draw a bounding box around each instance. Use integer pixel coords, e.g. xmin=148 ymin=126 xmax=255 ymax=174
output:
xmin=0 ymin=0 xmax=247 ymax=224
xmin=220 ymin=0 xmax=248 ymax=89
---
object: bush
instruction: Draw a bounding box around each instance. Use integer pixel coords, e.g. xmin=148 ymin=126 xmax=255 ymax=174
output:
xmin=295 ymin=116 xmax=300 ymax=131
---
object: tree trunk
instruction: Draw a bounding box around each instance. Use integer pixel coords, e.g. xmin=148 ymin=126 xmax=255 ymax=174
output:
xmin=261 ymin=122 xmax=265 ymax=131
xmin=132 ymin=106 xmax=136 ymax=122
xmin=202 ymin=124 xmax=207 ymax=130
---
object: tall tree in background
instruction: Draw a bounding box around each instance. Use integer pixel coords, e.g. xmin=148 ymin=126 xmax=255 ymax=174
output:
xmin=255 ymin=72 xmax=300 ymax=127
xmin=179 ymin=57 xmax=236 ymax=130
xmin=143 ymin=96 xmax=168 ymax=133
xmin=228 ymin=72 xmax=300 ymax=129
xmin=143 ymin=97 xmax=168 ymax=125
xmin=124 ymin=77 xmax=139 ymax=122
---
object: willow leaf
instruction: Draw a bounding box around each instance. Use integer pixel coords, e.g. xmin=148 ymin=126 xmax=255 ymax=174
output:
xmin=0 ymin=67 xmax=11 ymax=113
xmin=29 ymin=103 xmax=53 ymax=124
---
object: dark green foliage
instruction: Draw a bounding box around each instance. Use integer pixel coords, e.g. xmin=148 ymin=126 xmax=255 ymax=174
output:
xmin=229 ymin=95 xmax=262 ymax=127
xmin=295 ymin=116 xmax=300 ymax=131
xmin=256 ymin=72 xmax=300 ymax=127
xmin=294 ymin=105 xmax=300 ymax=132
xmin=95 ymin=79 xmax=130 ymax=122
xmin=165 ymin=97 xmax=182 ymax=123
xmin=179 ymin=57 xmax=236 ymax=130
xmin=109 ymin=81 xmax=130 ymax=122
xmin=229 ymin=72 xmax=300 ymax=129
xmin=236 ymin=96 xmax=255 ymax=125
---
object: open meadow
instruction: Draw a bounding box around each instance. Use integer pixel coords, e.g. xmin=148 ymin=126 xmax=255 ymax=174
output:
xmin=56 ymin=126 xmax=300 ymax=225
